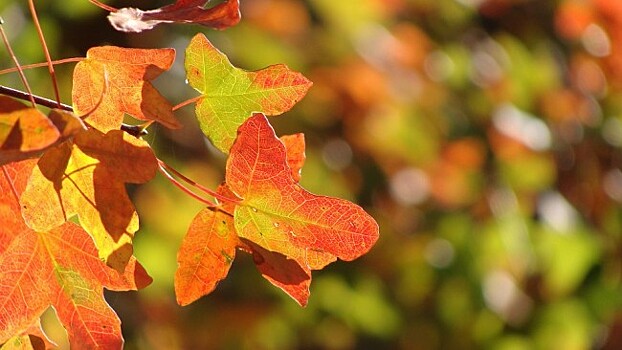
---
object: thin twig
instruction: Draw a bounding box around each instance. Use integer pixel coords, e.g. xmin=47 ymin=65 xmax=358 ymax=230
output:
xmin=88 ymin=0 xmax=118 ymax=12
xmin=0 ymin=18 xmax=36 ymax=107
xmin=27 ymin=0 xmax=61 ymax=107
xmin=157 ymin=163 xmax=218 ymax=207
xmin=172 ymin=96 xmax=202 ymax=111
xmin=0 ymin=57 xmax=83 ymax=76
xmin=157 ymin=159 xmax=241 ymax=204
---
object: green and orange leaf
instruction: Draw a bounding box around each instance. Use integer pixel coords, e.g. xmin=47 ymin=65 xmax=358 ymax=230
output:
xmin=185 ymin=33 xmax=312 ymax=152
xmin=19 ymin=129 xmax=158 ymax=271
xmin=72 ymin=46 xmax=180 ymax=132
xmin=0 ymin=161 xmax=151 ymax=349
xmin=175 ymin=114 xmax=378 ymax=307
xmin=227 ymin=114 xmax=378 ymax=265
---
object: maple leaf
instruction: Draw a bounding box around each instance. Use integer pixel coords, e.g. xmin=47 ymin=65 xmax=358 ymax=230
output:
xmin=185 ymin=33 xmax=313 ymax=153
xmin=19 ymin=129 xmax=157 ymax=271
xmin=0 ymin=161 xmax=152 ymax=349
xmin=228 ymin=114 xmax=378 ymax=263
xmin=108 ymin=0 xmax=241 ymax=33
xmin=175 ymin=114 xmax=378 ymax=307
xmin=0 ymin=96 xmax=85 ymax=165
xmin=72 ymin=46 xmax=180 ymax=133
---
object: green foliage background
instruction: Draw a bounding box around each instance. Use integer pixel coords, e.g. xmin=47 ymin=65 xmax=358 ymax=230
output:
xmin=3 ymin=0 xmax=622 ymax=349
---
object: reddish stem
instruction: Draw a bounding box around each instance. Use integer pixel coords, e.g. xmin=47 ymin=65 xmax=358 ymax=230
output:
xmin=88 ymin=0 xmax=118 ymax=12
xmin=28 ymin=0 xmax=61 ymax=107
xmin=157 ymin=159 xmax=241 ymax=204
xmin=157 ymin=164 xmax=218 ymax=207
xmin=0 ymin=57 xmax=84 ymax=76
xmin=172 ymin=96 xmax=202 ymax=111
xmin=0 ymin=19 xmax=36 ymax=107
xmin=1 ymin=166 xmax=20 ymax=204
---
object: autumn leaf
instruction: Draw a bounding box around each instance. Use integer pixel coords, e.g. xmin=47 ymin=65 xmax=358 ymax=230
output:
xmin=0 ymin=161 xmax=152 ymax=349
xmin=185 ymin=33 xmax=313 ymax=152
xmin=0 ymin=96 xmax=85 ymax=165
xmin=72 ymin=46 xmax=180 ymax=132
xmin=108 ymin=0 xmax=241 ymax=33
xmin=175 ymin=204 xmax=238 ymax=306
xmin=20 ymin=129 xmax=158 ymax=271
xmin=175 ymin=115 xmax=377 ymax=307
xmin=227 ymin=113 xmax=378 ymax=263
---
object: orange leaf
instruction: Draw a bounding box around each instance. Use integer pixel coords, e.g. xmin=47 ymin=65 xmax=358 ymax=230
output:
xmin=0 ymin=162 xmax=151 ymax=349
xmin=175 ymin=206 xmax=238 ymax=306
xmin=72 ymin=46 xmax=180 ymax=132
xmin=227 ymin=114 xmax=378 ymax=263
xmin=179 ymin=113 xmax=378 ymax=306
xmin=108 ymin=0 xmax=241 ymax=33
xmin=20 ymin=129 xmax=157 ymax=271
xmin=0 ymin=96 xmax=85 ymax=165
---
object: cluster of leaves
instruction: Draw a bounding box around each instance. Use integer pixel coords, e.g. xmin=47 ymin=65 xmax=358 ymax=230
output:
xmin=0 ymin=1 xmax=378 ymax=348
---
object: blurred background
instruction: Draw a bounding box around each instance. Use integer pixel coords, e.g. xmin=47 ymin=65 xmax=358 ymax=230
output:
xmin=3 ymin=0 xmax=622 ymax=349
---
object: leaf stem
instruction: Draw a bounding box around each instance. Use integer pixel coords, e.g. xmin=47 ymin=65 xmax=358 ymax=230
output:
xmin=0 ymin=18 xmax=36 ymax=108
xmin=172 ymin=96 xmax=202 ymax=111
xmin=0 ymin=57 xmax=84 ymax=76
xmin=27 ymin=0 xmax=62 ymax=107
xmin=87 ymin=0 xmax=118 ymax=12
xmin=157 ymin=163 xmax=218 ymax=207
xmin=157 ymin=159 xmax=241 ymax=204
xmin=1 ymin=166 xmax=20 ymax=204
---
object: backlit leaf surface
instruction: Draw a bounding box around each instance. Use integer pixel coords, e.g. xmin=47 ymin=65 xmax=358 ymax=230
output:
xmin=0 ymin=161 xmax=151 ymax=349
xmin=20 ymin=129 xmax=157 ymax=271
xmin=227 ymin=114 xmax=379 ymax=264
xmin=72 ymin=46 xmax=180 ymax=132
xmin=185 ymin=33 xmax=312 ymax=152
xmin=0 ymin=97 xmax=85 ymax=166
xmin=175 ymin=114 xmax=378 ymax=307
xmin=175 ymin=204 xmax=238 ymax=306
xmin=108 ymin=0 xmax=241 ymax=33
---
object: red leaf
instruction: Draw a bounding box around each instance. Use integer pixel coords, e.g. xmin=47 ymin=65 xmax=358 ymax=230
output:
xmin=108 ymin=0 xmax=241 ymax=33
xmin=227 ymin=114 xmax=379 ymax=263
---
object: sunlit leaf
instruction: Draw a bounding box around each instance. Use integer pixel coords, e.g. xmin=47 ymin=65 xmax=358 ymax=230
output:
xmin=186 ymin=33 xmax=312 ymax=152
xmin=72 ymin=46 xmax=180 ymax=132
xmin=0 ymin=162 xmax=151 ymax=349
xmin=20 ymin=129 xmax=157 ymax=271
xmin=0 ymin=97 xmax=85 ymax=166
